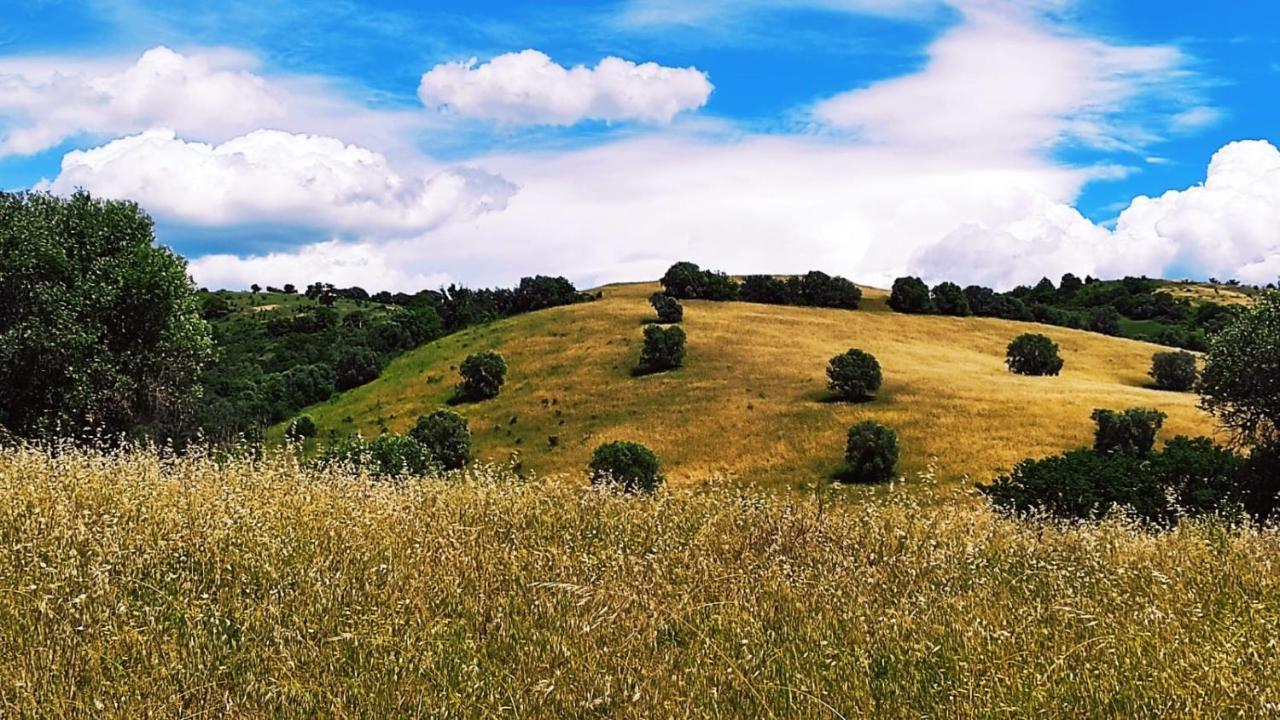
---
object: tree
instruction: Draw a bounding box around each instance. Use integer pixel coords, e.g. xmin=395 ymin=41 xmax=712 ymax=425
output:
xmin=1091 ymin=408 xmax=1166 ymax=457
xmin=513 ymin=276 xmax=585 ymax=313
xmin=826 ymin=349 xmax=882 ymax=401
xmin=335 ymin=347 xmax=383 ymax=391
xmin=842 ymin=421 xmax=899 ymax=483
xmin=457 ymin=351 xmax=508 ymax=401
xmin=282 ymin=283 xmax=297 ymax=294
xmin=740 ymin=275 xmax=793 ymax=304
xmin=1059 ymin=273 xmax=1084 ymax=299
xmin=887 ymin=276 xmax=933 ymax=314
xmin=319 ymin=434 xmax=438 ymax=479
xmin=963 ymin=285 xmax=999 ymax=316
xmin=201 ymin=293 xmax=233 ymax=320
xmin=649 ymin=293 xmax=684 ymax=323
xmin=1150 ymin=351 xmax=1198 ymax=392
xmin=410 ymin=409 xmax=471 ymax=470
xmin=1006 ymin=333 xmax=1063 ymax=376
xmin=1200 ymin=292 xmax=1280 ymax=446
xmin=286 ymin=415 xmax=317 ymax=440
xmin=1086 ymin=306 xmax=1122 ymax=336
xmin=588 ymin=441 xmax=663 ymax=492
xmin=931 ymin=282 xmax=970 ymax=316
xmin=0 ymin=191 xmax=212 ymax=440
xmin=638 ymin=325 xmax=686 ymax=373
xmin=797 ymin=271 xmax=861 ymax=309
xmin=659 ymin=261 xmax=738 ymax=300
xmin=250 ymin=283 xmax=261 ymax=294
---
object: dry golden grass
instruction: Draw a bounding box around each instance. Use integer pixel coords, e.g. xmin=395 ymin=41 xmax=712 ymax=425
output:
xmin=292 ymin=283 xmax=1216 ymax=488
xmin=1162 ymin=281 xmax=1259 ymax=306
xmin=1 ymin=446 xmax=1278 ymax=718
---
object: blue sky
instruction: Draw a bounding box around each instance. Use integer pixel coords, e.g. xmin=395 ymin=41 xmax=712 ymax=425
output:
xmin=2 ymin=0 xmax=1279 ymax=290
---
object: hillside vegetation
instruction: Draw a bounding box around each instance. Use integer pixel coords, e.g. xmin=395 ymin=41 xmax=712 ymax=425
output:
xmin=2 ymin=447 xmax=1277 ymax=718
xmin=288 ymin=283 xmax=1218 ymax=486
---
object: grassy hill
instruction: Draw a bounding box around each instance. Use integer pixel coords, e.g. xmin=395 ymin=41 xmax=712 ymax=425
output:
xmin=283 ymin=282 xmax=1219 ymax=487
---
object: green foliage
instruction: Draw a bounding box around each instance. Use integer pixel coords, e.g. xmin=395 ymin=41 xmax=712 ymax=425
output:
xmin=285 ymin=415 xmax=317 ymax=440
xmin=638 ymin=325 xmax=686 ymax=373
xmin=1150 ymin=351 xmax=1198 ymax=392
xmin=660 ymin=262 xmax=739 ymax=300
xmin=201 ymin=293 xmax=233 ymax=320
xmin=513 ymin=275 xmax=590 ymax=313
xmin=0 ymin=190 xmax=212 ymax=440
xmin=318 ymin=434 xmax=438 ymax=479
xmin=588 ymin=441 xmax=663 ymax=492
xmin=887 ymin=276 xmax=933 ymax=314
xmin=738 ymin=272 xmax=861 ymax=309
xmin=409 ymin=409 xmax=471 ymax=470
xmin=842 ymin=421 xmax=899 ymax=483
xmin=649 ymin=293 xmax=684 ymax=323
xmin=1199 ymin=292 xmax=1280 ymax=446
xmin=1005 ymin=333 xmax=1063 ymax=376
xmin=335 ymin=347 xmax=384 ymax=391
xmin=826 ymin=349 xmax=882 ymax=401
xmin=457 ymin=351 xmax=508 ymax=401
xmin=1091 ymin=408 xmax=1167 ymax=457
xmin=1087 ymin=306 xmax=1122 ymax=336
xmin=931 ymin=281 xmax=970 ymax=316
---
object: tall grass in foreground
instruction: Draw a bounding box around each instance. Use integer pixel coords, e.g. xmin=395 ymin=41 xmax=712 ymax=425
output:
xmin=1 ymin=447 xmax=1278 ymax=718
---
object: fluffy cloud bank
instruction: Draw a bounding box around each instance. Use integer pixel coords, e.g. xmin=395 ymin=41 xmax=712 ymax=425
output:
xmin=418 ymin=50 xmax=713 ymax=125
xmin=42 ymin=129 xmax=516 ymax=234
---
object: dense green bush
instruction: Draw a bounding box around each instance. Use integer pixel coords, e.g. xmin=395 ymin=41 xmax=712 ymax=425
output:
xmin=1005 ymin=333 xmax=1063 ymax=376
xmin=842 ymin=421 xmax=899 ymax=483
xmin=1199 ymin=292 xmax=1280 ymax=446
xmin=739 ymin=275 xmax=792 ymax=304
xmin=649 ymin=293 xmax=684 ymax=323
xmin=931 ymin=282 xmax=970 ymax=316
xmin=1091 ymin=408 xmax=1166 ymax=457
xmin=638 ymin=325 xmax=686 ymax=373
xmin=319 ymin=434 xmax=438 ymax=479
xmin=409 ymin=409 xmax=471 ymax=470
xmin=1087 ymin=306 xmax=1122 ymax=336
xmin=796 ymin=271 xmax=861 ymax=309
xmin=826 ymin=349 xmax=882 ymax=401
xmin=887 ymin=276 xmax=933 ymax=314
xmin=335 ymin=347 xmax=384 ymax=391
xmin=1150 ymin=351 xmax=1198 ymax=392
xmin=588 ymin=441 xmax=663 ymax=492
xmin=660 ymin=262 xmax=739 ymax=300
xmin=457 ymin=351 xmax=507 ymax=401
xmin=285 ymin=415 xmax=317 ymax=440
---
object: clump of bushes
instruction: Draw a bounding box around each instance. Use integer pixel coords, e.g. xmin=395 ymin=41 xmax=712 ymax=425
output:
xmin=285 ymin=415 xmax=317 ymax=440
xmin=740 ymin=272 xmax=862 ymax=309
xmin=1005 ymin=333 xmax=1063 ymax=376
xmin=931 ymin=281 xmax=970 ymax=316
xmin=887 ymin=276 xmax=933 ymax=314
xmin=638 ymin=325 xmax=686 ymax=374
xmin=410 ymin=409 xmax=471 ymax=470
xmin=318 ymin=434 xmax=438 ymax=479
xmin=1086 ymin=306 xmax=1122 ymax=336
xmin=660 ymin=262 xmax=739 ymax=300
xmin=588 ymin=441 xmax=663 ymax=492
xmin=457 ymin=351 xmax=507 ymax=401
xmin=335 ymin=347 xmax=384 ymax=391
xmin=1150 ymin=350 xmax=1198 ymax=392
xmin=826 ymin=349 xmax=882 ymax=401
xmin=649 ymin=293 xmax=683 ymax=323
xmin=841 ymin=421 xmax=899 ymax=483
xmin=1091 ymin=408 xmax=1165 ymax=456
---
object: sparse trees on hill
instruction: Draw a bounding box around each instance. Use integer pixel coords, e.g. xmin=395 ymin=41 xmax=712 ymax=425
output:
xmin=1006 ymin=333 xmax=1063 ymax=376
xmin=589 ymin=441 xmax=663 ymax=492
xmin=457 ymin=351 xmax=507 ymax=401
xmin=638 ymin=325 xmax=686 ymax=373
xmin=842 ymin=421 xmax=899 ymax=483
xmin=888 ymin=276 xmax=933 ymax=314
xmin=650 ymin=293 xmax=683 ymax=323
xmin=1150 ymin=351 xmax=1198 ymax=392
xmin=826 ymin=349 xmax=882 ymax=401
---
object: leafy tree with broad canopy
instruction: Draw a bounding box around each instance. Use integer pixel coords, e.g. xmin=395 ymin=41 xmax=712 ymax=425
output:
xmin=1200 ymin=292 xmax=1280 ymax=447
xmin=0 ymin=191 xmax=211 ymax=439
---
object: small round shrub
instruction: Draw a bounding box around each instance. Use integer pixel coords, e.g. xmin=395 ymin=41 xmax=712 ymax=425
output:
xmin=826 ymin=349 xmax=882 ymax=401
xmin=887 ymin=276 xmax=933 ymax=314
xmin=1150 ymin=350 xmax=1197 ymax=392
xmin=842 ymin=421 xmax=899 ymax=483
xmin=286 ymin=414 xmax=317 ymax=440
xmin=639 ymin=325 xmax=686 ymax=373
xmin=1005 ymin=333 xmax=1063 ymax=376
xmin=457 ymin=351 xmax=507 ymax=401
xmin=649 ymin=292 xmax=684 ymax=323
xmin=588 ymin=441 xmax=663 ymax=492
xmin=335 ymin=347 xmax=383 ymax=390
xmin=410 ymin=409 xmax=471 ymax=470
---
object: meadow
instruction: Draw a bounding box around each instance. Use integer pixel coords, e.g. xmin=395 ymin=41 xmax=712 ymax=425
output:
xmin=1 ymin=445 xmax=1277 ymax=717
xmin=289 ymin=283 xmax=1219 ymax=487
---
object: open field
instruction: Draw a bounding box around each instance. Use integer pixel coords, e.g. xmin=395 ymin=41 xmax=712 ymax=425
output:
xmin=1 ymin=447 xmax=1277 ymax=717
xmin=286 ymin=283 xmax=1219 ymax=487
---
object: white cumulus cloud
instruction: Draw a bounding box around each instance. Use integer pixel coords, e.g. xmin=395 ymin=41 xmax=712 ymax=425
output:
xmin=189 ymin=241 xmax=454 ymax=293
xmin=418 ymin=49 xmax=713 ymax=125
xmin=42 ymin=129 xmax=517 ymax=234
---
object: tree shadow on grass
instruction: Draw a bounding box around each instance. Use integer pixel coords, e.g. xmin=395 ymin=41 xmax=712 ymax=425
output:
xmin=630 ymin=364 xmax=680 ymax=378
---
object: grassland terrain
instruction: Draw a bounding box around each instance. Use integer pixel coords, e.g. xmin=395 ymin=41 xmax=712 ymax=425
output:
xmin=1 ymin=447 xmax=1276 ymax=717
xmin=285 ymin=282 xmax=1218 ymax=487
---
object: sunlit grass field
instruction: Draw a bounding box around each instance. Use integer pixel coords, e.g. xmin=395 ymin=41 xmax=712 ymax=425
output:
xmin=286 ymin=283 xmax=1218 ymax=487
xmin=2 ymin=447 xmax=1277 ymax=717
